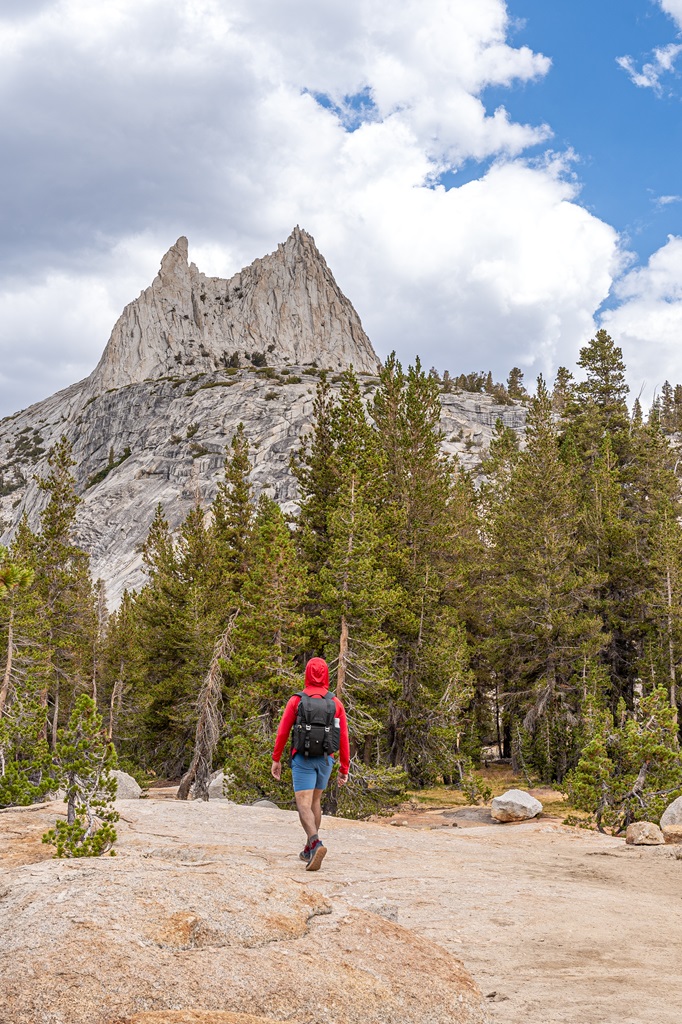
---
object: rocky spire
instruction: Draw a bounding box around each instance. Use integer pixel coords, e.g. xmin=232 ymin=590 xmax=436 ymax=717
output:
xmin=88 ymin=229 xmax=379 ymax=392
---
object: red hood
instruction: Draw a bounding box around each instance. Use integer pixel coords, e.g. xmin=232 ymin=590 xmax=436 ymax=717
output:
xmin=304 ymin=657 xmax=329 ymax=692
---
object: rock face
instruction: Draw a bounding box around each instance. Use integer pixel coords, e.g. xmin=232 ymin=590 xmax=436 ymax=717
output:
xmin=625 ymin=821 xmax=665 ymax=846
xmin=491 ymin=789 xmax=543 ymax=823
xmin=662 ymin=824 xmax=682 ymax=844
xmin=90 ymin=227 xmax=378 ymax=391
xmin=0 ymin=801 xmax=488 ymax=1024
xmin=113 ymin=769 xmax=142 ymax=799
xmin=660 ymin=795 xmax=682 ymax=829
xmin=0 ymin=229 xmax=527 ymax=605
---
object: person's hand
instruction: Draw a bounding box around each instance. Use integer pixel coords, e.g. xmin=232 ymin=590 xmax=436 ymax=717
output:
xmin=338 ymin=772 xmax=348 ymax=787
xmin=271 ymin=760 xmax=282 ymax=781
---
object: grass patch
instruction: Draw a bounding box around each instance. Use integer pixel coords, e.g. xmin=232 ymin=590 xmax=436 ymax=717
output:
xmin=85 ymin=447 xmax=131 ymax=489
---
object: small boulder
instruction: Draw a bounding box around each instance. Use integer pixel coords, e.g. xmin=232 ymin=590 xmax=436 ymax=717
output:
xmin=251 ymin=799 xmax=279 ymax=809
xmin=625 ymin=821 xmax=664 ymax=846
xmin=208 ymin=772 xmax=228 ymax=800
xmin=112 ymin=769 xmax=142 ymax=800
xmin=663 ymin=824 xmax=682 ymax=845
xmin=491 ymin=789 xmax=542 ymax=823
xmin=660 ymin=795 xmax=682 ymax=830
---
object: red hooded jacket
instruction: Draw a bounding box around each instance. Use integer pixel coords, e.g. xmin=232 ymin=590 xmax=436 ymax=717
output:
xmin=272 ymin=658 xmax=350 ymax=775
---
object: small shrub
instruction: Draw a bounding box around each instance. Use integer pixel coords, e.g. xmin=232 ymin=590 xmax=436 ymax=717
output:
xmin=335 ymin=759 xmax=409 ymax=819
xmin=42 ymin=695 xmax=119 ymax=858
xmin=264 ymin=391 xmax=278 ymax=401
xmin=186 ymin=422 xmax=199 ymax=439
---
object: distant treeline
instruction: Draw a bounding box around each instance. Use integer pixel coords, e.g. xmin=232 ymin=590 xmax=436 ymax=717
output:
xmin=2 ymin=330 xmax=682 ymax=828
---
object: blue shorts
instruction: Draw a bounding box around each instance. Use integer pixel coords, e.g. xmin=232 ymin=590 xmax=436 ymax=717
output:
xmin=291 ymin=752 xmax=334 ymax=792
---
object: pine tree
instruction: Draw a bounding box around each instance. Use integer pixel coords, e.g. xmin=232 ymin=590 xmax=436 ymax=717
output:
xmin=566 ymin=686 xmax=682 ymax=832
xmin=42 ymin=694 xmax=119 ymax=857
xmin=486 ymin=377 xmax=605 ymax=781
xmin=507 ymin=367 xmax=527 ymax=400
xmin=371 ymin=356 xmax=478 ymax=781
xmin=223 ymin=497 xmax=308 ymax=803
xmin=319 ymin=476 xmax=399 ymax=761
xmin=211 ymin=423 xmax=254 ymax=595
xmin=0 ymin=548 xmax=34 ymax=719
xmin=291 ymin=373 xmax=338 ymax=576
xmin=18 ymin=439 xmax=97 ymax=748
xmin=133 ymin=501 xmax=218 ymax=773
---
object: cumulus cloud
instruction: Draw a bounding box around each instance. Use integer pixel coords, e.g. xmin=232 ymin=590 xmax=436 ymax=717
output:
xmin=601 ymin=236 xmax=682 ymax=395
xmin=617 ymin=43 xmax=682 ymax=94
xmin=659 ymin=0 xmax=682 ymax=29
xmin=0 ymin=0 xmax=623 ymax=413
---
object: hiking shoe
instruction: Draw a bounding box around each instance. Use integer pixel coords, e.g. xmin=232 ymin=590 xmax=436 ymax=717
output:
xmin=305 ymin=839 xmax=326 ymax=872
xmin=299 ymin=843 xmax=311 ymax=863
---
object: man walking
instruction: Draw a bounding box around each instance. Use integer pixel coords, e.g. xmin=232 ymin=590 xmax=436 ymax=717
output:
xmin=271 ymin=657 xmax=350 ymax=870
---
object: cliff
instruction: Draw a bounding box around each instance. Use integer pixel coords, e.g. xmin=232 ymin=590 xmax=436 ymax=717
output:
xmin=0 ymin=230 xmax=526 ymax=604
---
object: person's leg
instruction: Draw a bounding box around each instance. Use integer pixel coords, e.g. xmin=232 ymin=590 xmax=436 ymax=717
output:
xmin=294 ymin=789 xmax=318 ymax=840
xmin=312 ymin=788 xmax=324 ymax=833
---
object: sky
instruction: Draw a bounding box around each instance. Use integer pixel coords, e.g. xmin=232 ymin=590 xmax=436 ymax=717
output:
xmin=1 ymin=0 xmax=682 ymax=415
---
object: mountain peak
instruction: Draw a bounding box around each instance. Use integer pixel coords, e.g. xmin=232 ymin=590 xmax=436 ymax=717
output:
xmin=89 ymin=230 xmax=378 ymax=392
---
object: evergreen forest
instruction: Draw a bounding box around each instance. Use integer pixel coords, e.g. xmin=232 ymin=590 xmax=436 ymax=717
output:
xmin=3 ymin=330 xmax=682 ymax=832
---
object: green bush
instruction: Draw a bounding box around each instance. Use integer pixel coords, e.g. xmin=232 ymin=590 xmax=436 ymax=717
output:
xmin=42 ymin=695 xmax=119 ymax=857
xmin=564 ymin=687 xmax=682 ymax=833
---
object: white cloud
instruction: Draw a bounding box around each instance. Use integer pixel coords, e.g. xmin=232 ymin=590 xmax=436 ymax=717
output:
xmin=659 ymin=0 xmax=682 ymax=29
xmin=601 ymin=236 xmax=682 ymax=395
xmin=0 ymin=0 xmax=624 ymax=412
xmin=617 ymin=43 xmax=682 ymax=94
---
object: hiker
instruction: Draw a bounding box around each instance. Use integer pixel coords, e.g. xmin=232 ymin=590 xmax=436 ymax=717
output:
xmin=271 ymin=656 xmax=350 ymax=871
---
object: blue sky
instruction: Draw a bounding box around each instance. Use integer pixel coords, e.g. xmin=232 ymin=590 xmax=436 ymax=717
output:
xmin=1 ymin=0 xmax=682 ymax=413
xmin=495 ymin=0 xmax=682 ymax=278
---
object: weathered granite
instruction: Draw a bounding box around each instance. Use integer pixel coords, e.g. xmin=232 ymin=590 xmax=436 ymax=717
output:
xmin=491 ymin=789 xmax=542 ymax=823
xmin=625 ymin=821 xmax=664 ymax=846
xmin=89 ymin=227 xmax=379 ymax=392
xmin=0 ymin=230 xmax=527 ymax=606
xmin=660 ymin=795 xmax=682 ymax=830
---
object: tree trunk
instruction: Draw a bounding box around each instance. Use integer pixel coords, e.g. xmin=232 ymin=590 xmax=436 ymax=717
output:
xmin=0 ymin=606 xmax=14 ymax=720
xmin=336 ymin=615 xmax=349 ymax=699
xmin=177 ymin=614 xmax=237 ymax=801
xmin=51 ymin=680 xmax=59 ymax=750
xmin=666 ymin=564 xmax=677 ymax=716
xmin=107 ymin=671 xmax=123 ymax=742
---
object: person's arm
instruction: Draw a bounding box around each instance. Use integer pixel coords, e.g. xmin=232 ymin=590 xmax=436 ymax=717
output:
xmin=335 ymin=698 xmax=351 ymax=779
xmin=272 ymin=695 xmax=299 ymax=764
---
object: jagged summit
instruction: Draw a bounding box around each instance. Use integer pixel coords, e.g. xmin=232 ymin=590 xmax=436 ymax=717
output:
xmin=88 ymin=227 xmax=379 ymax=392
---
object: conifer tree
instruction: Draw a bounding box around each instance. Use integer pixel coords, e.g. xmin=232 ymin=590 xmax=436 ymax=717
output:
xmin=133 ymin=501 xmax=218 ymax=773
xmin=371 ymin=356 xmax=478 ymax=780
xmin=565 ymin=686 xmax=682 ymax=831
xmin=291 ymin=373 xmax=338 ymax=575
xmin=42 ymin=694 xmax=118 ymax=857
xmin=507 ymin=367 xmax=527 ymax=400
xmin=211 ymin=423 xmax=254 ymax=595
xmin=223 ymin=497 xmax=308 ymax=802
xmin=16 ymin=439 xmax=97 ymax=748
xmin=319 ymin=476 xmax=399 ymax=760
xmin=487 ymin=377 xmax=605 ymax=780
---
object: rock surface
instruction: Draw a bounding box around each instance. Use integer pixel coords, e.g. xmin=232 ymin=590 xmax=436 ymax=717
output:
xmin=0 ymin=230 xmax=526 ymax=605
xmin=3 ymin=798 xmax=682 ymax=1024
xmin=90 ymin=228 xmax=379 ymax=392
xmin=113 ymin=769 xmax=143 ymax=799
xmin=490 ymin=789 xmax=543 ymax=823
xmin=625 ymin=821 xmax=665 ymax=845
xmin=662 ymin=824 xmax=682 ymax=844
xmin=660 ymin=794 xmax=682 ymax=829
xmin=0 ymin=802 xmax=487 ymax=1024
xmin=207 ymin=772 xmax=228 ymax=800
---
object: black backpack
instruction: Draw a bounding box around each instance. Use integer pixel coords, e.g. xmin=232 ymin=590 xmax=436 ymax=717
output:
xmin=291 ymin=692 xmax=341 ymax=759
